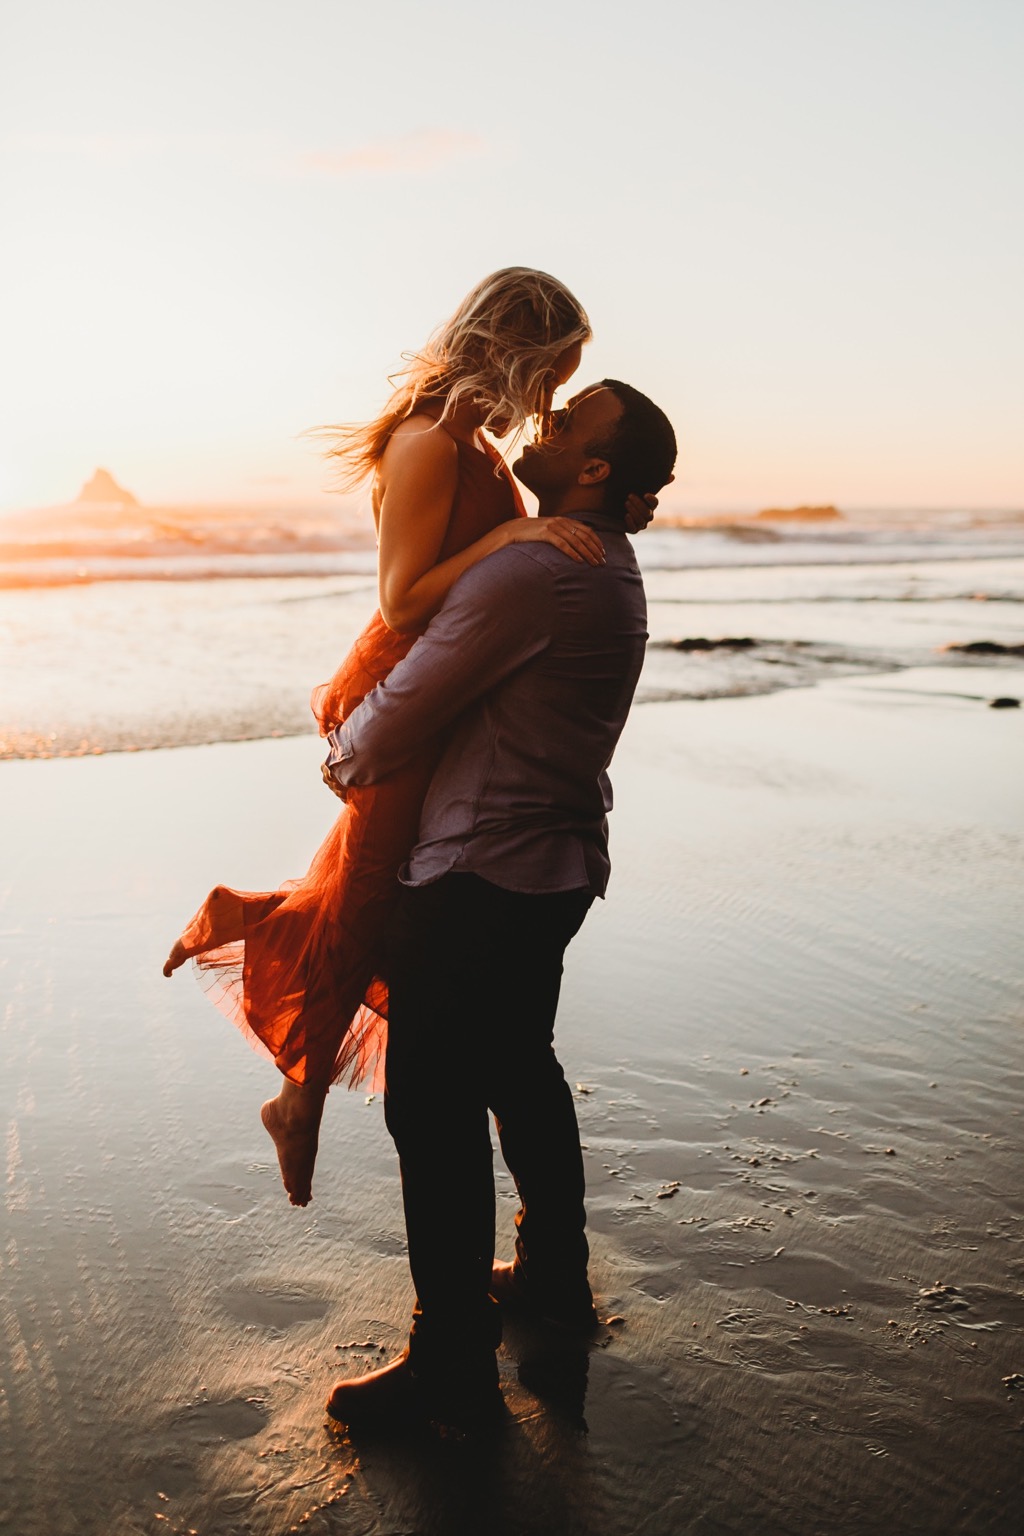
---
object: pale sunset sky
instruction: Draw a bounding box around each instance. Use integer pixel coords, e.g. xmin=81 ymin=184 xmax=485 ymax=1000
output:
xmin=1 ymin=0 xmax=1021 ymax=513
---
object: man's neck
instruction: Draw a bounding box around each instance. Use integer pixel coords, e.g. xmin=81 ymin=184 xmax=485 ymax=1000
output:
xmin=536 ymin=489 xmax=610 ymax=521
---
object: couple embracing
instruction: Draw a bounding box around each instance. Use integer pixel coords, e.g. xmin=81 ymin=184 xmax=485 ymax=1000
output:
xmin=164 ymin=268 xmax=676 ymax=1433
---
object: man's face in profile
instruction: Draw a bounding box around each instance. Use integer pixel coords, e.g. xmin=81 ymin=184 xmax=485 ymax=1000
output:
xmin=513 ymin=386 xmax=622 ymax=498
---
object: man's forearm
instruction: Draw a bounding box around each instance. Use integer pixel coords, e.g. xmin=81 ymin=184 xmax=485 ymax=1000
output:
xmin=326 ymin=550 xmax=553 ymax=787
xmin=326 ymin=668 xmax=439 ymax=785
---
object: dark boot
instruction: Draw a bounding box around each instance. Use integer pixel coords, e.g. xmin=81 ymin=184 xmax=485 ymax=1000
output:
xmin=325 ymin=1349 xmax=505 ymax=1435
xmin=489 ymin=1260 xmax=598 ymax=1334
xmin=326 ymin=1352 xmax=423 ymax=1430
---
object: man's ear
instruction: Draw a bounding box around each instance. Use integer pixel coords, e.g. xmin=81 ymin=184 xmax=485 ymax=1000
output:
xmin=578 ymin=457 xmax=611 ymax=486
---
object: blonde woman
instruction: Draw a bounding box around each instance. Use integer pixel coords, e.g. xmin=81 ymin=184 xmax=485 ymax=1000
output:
xmin=164 ymin=268 xmax=646 ymax=1206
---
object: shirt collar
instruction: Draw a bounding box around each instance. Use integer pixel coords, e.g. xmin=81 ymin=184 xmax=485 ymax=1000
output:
xmin=541 ymin=507 xmax=627 ymax=534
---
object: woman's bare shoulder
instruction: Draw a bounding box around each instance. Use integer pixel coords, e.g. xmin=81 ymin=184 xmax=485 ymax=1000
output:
xmin=383 ymin=413 xmax=459 ymax=465
xmin=375 ymin=414 xmax=459 ymax=517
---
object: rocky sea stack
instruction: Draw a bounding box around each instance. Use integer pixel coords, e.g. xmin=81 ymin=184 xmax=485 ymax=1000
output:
xmin=74 ymin=468 xmax=139 ymax=508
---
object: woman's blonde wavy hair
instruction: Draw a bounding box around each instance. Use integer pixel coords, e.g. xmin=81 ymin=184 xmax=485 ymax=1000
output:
xmin=321 ymin=267 xmax=591 ymax=488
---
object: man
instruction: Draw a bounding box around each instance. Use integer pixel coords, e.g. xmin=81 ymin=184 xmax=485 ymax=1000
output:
xmin=323 ymin=380 xmax=677 ymax=1431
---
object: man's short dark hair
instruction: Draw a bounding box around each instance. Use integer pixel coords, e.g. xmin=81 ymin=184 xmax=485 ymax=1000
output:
xmin=586 ymin=379 xmax=677 ymax=518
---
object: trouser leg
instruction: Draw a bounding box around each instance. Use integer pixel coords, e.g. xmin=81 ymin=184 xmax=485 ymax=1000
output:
xmin=383 ymin=878 xmax=500 ymax=1391
xmin=480 ymin=885 xmax=594 ymax=1304
xmin=384 ymin=874 xmax=593 ymax=1387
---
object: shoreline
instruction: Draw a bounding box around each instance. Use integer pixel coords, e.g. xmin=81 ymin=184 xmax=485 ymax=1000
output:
xmin=6 ymin=551 xmax=1023 ymax=764
xmin=4 ymin=655 xmax=1021 ymax=760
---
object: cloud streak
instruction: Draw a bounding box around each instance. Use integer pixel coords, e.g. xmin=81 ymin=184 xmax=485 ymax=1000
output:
xmin=4 ymin=127 xmax=486 ymax=180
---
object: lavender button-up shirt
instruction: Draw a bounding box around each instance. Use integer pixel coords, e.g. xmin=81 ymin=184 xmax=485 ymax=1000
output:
xmin=325 ymin=512 xmax=648 ymax=897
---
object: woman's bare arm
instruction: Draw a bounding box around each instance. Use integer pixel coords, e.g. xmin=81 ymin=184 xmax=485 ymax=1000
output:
xmin=375 ymin=422 xmax=605 ymax=633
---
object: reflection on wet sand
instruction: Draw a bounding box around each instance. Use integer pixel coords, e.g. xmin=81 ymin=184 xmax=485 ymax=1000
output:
xmin=1 ymin=659 xmax=1022 ymax=1534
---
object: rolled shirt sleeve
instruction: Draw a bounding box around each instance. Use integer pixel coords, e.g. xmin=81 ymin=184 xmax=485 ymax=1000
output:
xmin=325 ymin=548 xmax=555 ymax=787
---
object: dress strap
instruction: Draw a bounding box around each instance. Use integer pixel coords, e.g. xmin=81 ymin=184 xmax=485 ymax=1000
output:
xmin=409 ymin=401 xmax=527 ymax=520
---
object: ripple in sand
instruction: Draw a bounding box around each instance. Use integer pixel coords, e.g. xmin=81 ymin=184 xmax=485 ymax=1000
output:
xmin=169 ymin=1395 xmax=269 ymax=1441
xmin=633 ymin=1272 xmax=683 ymax=1302
xmin=183 ymin=1179 xmax=258 ymax=1218
xmin=758 ymin=1250 xmax=891 ymax=1310
xmin=219 ymin=1282 xmax=331 ymax=1329
xmin=369 ymin=1230 xmax=407 ymax=1257
xmin=914 ymin=1281 xmax=1024 ymax=1331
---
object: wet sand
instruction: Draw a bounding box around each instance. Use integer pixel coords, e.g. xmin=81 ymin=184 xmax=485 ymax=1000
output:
xmin=2 ymin=672 xmax=1023 ymax=1535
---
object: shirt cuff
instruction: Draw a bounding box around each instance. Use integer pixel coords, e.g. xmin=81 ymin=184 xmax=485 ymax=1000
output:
xmin=324 ymin=724 xmax=354 ymax=778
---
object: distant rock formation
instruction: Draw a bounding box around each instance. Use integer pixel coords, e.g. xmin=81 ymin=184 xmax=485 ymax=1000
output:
xmin=755 ymin=504 xmax=842 ymax=522
xmin=75 ymin=468 xmax=139 ymax=507
xmin=670 ymin=636 xmax=757 ymax=652
xmin=947 ymin=640 xmax=1024 ymax=657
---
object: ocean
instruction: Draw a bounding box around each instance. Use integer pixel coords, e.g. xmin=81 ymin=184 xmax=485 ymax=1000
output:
xmin=2 ymin=503 xmax=1023 ymax=760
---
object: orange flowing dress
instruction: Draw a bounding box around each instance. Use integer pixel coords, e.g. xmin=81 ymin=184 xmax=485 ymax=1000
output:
xmin=174 ymin=430 xmax=524 ymax=1090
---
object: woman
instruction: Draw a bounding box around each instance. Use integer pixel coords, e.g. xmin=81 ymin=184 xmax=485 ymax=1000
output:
xmin=164 ymin=267 xmax=640 ymax=1207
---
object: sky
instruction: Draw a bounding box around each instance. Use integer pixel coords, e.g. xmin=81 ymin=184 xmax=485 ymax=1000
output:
xmin=1 ymin=0 xmax=1022 ymax=513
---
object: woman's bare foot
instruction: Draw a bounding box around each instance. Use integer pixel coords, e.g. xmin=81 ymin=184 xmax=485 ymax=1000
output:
xmin=162 ymin=886 xmax=246 ymax=977
xmin=162 ymin=940 xmax=189 ymax=977
xmin=261 ymin=1078 xmax=327 ymax=1207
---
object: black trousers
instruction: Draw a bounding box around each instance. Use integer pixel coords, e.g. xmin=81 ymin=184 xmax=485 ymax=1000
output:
xmin=384 ymin=872 xmax=594 ymax=1386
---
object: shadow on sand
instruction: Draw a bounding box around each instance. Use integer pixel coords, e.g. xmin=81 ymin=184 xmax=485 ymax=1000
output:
xmin=319 ymin=1331 xmax=701 ymax=1536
